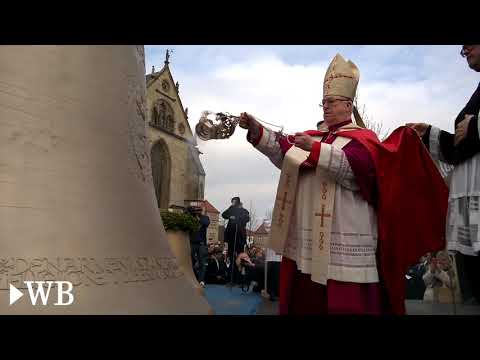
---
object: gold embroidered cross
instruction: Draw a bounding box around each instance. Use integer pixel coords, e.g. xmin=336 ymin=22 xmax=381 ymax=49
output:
xmin=315 ymin=204 xmax=331 ymax=228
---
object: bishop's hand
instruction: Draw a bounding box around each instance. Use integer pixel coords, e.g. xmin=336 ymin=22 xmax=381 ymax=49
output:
xmin=294 ymin=132 xmax=315 ymax=151
xmin=239 ymin=112 xmax=262 ymax=141
xmin=239 ymin=112 xmax=259 ymax=129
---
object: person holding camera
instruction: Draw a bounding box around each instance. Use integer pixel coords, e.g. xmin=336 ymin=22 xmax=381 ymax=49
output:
xmin=422 ymin=251 xmax=453 ymax=303
xmin=187 ymin=206 xmax=210 ymax=288
xmin=235 ymin=252 xmax=255 ymax=290
xmin=222 ymin=197 xmax=250 ymax=284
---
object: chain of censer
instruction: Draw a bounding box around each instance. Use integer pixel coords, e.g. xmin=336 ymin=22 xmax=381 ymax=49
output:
xmin=199 ymin=111 xmax=297 ymax=145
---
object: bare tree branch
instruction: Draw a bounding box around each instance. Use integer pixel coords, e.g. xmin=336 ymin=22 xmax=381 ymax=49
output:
xmin=247 ymin=200 xmax=259 ymax=245
xmin=354 ymin=93 xmax=390 ymax=141
xmin=264 ymin=208 xmax=273 ymax=222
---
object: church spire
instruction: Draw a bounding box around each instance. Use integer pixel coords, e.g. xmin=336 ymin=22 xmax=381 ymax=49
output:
xmin=165 ymin=49 xmax=171 ymax=65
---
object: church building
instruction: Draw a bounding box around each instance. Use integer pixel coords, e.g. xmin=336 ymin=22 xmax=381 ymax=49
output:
xmin=145 ymin=50 xmax=205 ymax=209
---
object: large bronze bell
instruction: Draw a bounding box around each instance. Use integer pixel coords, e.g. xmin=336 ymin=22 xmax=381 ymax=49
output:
xmin=0 ymin=46 xmax=212 ymax=314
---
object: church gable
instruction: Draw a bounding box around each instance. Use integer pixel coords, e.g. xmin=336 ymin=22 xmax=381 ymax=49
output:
xmin=146 ymin=50 xmax=206 ymax=210
xmin=146 ymin=60 xmax=193 ymax=141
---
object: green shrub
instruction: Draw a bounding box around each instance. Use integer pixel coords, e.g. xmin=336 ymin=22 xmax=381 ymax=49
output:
xmin=160 ymin=210 xmax=200 ymax=233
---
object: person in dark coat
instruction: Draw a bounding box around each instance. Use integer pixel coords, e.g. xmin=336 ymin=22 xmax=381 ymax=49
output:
xmin=405 ymin=256 xmax=428 ymax=300
xmin=222 ymin=197 xmax=250 ymax=284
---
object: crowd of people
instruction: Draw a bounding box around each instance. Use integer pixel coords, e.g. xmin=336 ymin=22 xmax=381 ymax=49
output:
xmin=187 ymin=199 xmax=279 ymax=299
xmin=406 ymin=251 xmax=457 ymax=304
xmin=203 ymin=243 xmax=265 ymax=289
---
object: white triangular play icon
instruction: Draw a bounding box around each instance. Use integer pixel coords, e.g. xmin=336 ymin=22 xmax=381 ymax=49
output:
xmin=9 ymin=284 xmax=24 ymax=305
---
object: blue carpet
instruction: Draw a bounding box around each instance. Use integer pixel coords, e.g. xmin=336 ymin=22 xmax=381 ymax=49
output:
xmin=203 ymin=284 xmax=263 ymax=315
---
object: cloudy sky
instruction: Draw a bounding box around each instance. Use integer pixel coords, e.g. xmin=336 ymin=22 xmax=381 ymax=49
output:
xmin=145 ymin=45 xmax=479 ymax=228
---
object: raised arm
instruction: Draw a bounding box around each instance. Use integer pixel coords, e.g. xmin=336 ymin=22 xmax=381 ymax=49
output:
xmin=408 ymin=83 xmax=480 ymax=165
xmin=240 ymin=112 xmax=289 ymax=169
xmin=421 ymin=115 xmax=480 ymax=165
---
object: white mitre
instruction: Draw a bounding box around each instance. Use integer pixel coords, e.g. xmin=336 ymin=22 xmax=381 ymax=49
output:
xmin=323 ymin=53 xmax=360 ymax=100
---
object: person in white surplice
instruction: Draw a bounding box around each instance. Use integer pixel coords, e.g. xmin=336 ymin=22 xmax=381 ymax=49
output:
xmin=408 ymin=45 xmax=480 ymax=305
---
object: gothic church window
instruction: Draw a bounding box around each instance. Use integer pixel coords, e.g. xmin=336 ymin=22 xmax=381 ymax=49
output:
xmin=151 ymin=140 xmax=171 ymax=209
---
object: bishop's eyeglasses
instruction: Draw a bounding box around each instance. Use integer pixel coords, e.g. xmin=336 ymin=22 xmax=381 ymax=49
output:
xmin=319 ymin=98 xmax=351 ymax=108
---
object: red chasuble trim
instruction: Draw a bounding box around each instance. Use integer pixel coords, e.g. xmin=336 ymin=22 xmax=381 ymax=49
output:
xmin=304 ymin=130 xmax=328 ymax=137
xmin=304 ymin=141 xmax=321 ymax=167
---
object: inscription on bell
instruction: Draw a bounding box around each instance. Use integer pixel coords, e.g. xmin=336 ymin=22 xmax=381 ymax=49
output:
xmin=0 ymin=257 xmax=183 ymax=290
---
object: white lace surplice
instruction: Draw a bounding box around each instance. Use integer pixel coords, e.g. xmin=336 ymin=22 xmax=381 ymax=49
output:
xmin=429 ymin=125 xmax=480 ymax=256
xmin=254 ymin=126 xmax=379 ymax=284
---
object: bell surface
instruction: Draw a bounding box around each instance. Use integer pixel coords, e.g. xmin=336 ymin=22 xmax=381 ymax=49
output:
xmin=0 ymin=45 xmax=212 ymax=314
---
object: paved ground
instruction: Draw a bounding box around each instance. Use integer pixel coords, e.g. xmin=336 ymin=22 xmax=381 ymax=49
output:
xmin=205 ymin=284 xmax=480 ymax=315
xmin=203 ymin=284 xmax=263 ymax=315
xmin=405 ymin=300 xmax=480 ymax=315
xmin=255 ymin=297 xmax=279 ymax=315
xmin=256 ymin=299 xmax=480 ymax=315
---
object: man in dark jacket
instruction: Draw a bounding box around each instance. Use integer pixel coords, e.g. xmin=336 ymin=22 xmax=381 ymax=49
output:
xmin=188 ymin=206 xmax=210 ymax=287
xmin=222 ymin=197 xmax=250 ymax=284
xmin=405 ymin=256 xmax=428 ymax=300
